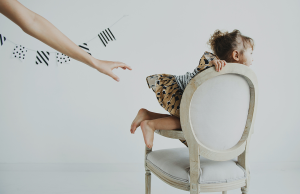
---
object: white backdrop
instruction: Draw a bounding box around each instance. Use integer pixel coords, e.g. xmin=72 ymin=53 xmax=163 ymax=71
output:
xmin=0 ymin=0 xmax=299 ymax=166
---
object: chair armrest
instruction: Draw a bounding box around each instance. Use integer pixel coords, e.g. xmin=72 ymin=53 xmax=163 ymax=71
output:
xmin=155 ymin=129 xmax=185 ymax=140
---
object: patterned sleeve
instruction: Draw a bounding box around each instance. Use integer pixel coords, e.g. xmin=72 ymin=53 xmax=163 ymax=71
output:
xmin=195 ymin=51 xmax=218 ymax=73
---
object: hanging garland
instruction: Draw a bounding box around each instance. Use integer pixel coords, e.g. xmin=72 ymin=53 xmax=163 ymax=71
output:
xmin=0 ymin=15 xmax=127 ymax=66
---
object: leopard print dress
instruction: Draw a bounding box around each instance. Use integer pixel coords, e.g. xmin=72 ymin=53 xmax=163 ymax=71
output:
xmin=146 ymin=51 xmax=218 ymax=146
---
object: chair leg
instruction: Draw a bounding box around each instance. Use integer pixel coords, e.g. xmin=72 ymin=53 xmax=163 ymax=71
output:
xmin=145 ymin=169 xmax=151 ymax=194
xmin=242 ymin=175 xmax=250 ymax=194
xmin=241 ymin=186 xmax=248 ymax=194
xmin=222 ymin=191 xmax=227 ymax=194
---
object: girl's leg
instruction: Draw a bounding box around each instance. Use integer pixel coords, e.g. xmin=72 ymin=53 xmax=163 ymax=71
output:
xmin=140 ymin=116 xmax=181 ymax=149
xmin=130 ymin=108 xmax=170 ymax=134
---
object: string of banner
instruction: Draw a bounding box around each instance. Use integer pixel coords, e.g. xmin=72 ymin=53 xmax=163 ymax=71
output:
xmin=0 ymin=15 xmax=128 ymax=66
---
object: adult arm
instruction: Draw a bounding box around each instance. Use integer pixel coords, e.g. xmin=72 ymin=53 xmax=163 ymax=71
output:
xmin=0 ymin=0 xmax=131 ymax=81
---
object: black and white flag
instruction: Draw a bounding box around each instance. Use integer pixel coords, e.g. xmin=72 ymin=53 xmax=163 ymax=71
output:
xmin=36 ymin=51 xmax=50 ymax=66
xmin=98 ymin=28 xmax=116 ymax=47
xmin=79 ymin=43 xmax=91 ymax=55
xmin=56 ymin=52 xmax=71 ymax=64
xmin=0 ymin=34 xmax=6 ymax=47
xmin=12 ymin=45 xmax=27 ymax=62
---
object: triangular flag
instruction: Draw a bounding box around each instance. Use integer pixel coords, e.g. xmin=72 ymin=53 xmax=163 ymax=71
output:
xmin=0 ymin=34 xmax=6 ymax=46
xmin=11 ymin=45 xmax=27 ymax=62
xmin=98 ymin=28 xmax=116 ymax=47
xmin=79 ymin=43 xmax=91 ymax=55
xmin=56 ymin=52 xmax=71 ymax=64
xmin=36 ymin=51 xmax=50 ymax=66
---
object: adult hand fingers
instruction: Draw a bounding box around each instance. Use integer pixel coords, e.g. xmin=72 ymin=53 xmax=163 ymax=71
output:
xmin=113 ymin=62 xmax=132 ymax=70
xmin=106 ymin=70 xmax=120 ymax=82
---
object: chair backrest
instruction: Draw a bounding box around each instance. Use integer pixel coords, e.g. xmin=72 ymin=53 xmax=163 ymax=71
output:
xmin=180 ymin=63 xmax=258 ymax=161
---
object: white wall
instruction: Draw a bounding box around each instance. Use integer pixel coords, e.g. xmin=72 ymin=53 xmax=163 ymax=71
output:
xmin=0 ymin=0 xmax=299 ymax=165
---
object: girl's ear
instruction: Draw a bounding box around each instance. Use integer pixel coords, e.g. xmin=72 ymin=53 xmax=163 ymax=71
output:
xmin=232 ymin=50 xmax=239 ymax=62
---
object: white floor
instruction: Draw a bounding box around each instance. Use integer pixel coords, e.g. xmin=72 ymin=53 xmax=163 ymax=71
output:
xmin=0 ymin=164 xmax=299 ymax=194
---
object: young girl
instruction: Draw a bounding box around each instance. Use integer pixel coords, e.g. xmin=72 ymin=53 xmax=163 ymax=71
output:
xmin=131 ymin=29 xmax=254 ymax=149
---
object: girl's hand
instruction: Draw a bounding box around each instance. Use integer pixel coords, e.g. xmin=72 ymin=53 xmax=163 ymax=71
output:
xmin=212 ymin=59 xmax=227 ymax=72
xmin=92 ymin=59 xmax=132 ymax=82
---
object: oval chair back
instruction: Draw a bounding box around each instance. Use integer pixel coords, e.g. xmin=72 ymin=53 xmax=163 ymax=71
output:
xmin=180 ymin=63 xmax=258 ymax=161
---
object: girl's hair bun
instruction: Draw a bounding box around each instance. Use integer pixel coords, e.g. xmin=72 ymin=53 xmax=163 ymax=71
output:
xmin=207 ymin=29 xmax=254 ymax=62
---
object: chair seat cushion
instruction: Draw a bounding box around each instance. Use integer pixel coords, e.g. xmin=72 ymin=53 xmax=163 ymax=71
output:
xmin=146 ymin=148 xmax=246 ymax=184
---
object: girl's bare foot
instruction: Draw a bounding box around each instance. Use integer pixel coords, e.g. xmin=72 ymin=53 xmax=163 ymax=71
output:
xmin=140 ymin=120 xmax=155 ymax=149
xmin=130 ymin=108 xmax=150 ymax=134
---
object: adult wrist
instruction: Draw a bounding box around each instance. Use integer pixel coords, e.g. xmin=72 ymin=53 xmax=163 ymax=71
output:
xmin=88 ymin=56 xmax=98 ymax=69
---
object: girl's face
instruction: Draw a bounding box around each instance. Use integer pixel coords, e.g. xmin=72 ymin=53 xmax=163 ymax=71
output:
xmin=240 ymin=47 xmax=253 ymax=67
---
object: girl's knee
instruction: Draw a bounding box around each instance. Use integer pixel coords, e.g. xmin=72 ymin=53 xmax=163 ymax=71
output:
xmin=139 ymin=108 xmax=148 ymax=113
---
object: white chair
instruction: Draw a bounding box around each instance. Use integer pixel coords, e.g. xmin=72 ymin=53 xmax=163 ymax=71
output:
xmin=145 ymin=63 xmax=258 ymax=194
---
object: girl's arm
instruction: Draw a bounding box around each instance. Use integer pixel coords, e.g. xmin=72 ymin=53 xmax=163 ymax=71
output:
xmin=0 ymin=0 xmax=131 ymax=81
xmin=211 ymin=59 xmax=226 ymax=72
xmin=197 ymin=51 xmax=226 ymax=72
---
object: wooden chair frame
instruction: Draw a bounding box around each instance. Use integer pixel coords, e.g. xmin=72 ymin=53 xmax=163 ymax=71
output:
xmin=145 ymin=63 xmax=258 ymax=194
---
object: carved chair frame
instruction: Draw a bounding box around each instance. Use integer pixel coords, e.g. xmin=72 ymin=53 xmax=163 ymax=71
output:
xmin=145 ymin=63 xmax=258 ymax=194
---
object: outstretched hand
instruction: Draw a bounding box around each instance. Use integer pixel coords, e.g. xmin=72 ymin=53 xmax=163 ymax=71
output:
xmin=93 ymin=59 xmax=132 ymax=82
xmin=0 ymin=1 xmax=132 ymax=81
xmin=211 ymin=59 xmax=227 ymax=72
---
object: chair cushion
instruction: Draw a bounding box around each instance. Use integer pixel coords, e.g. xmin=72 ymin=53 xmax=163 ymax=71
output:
xmin=146 ymin=148 xmax=246 ymax=184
